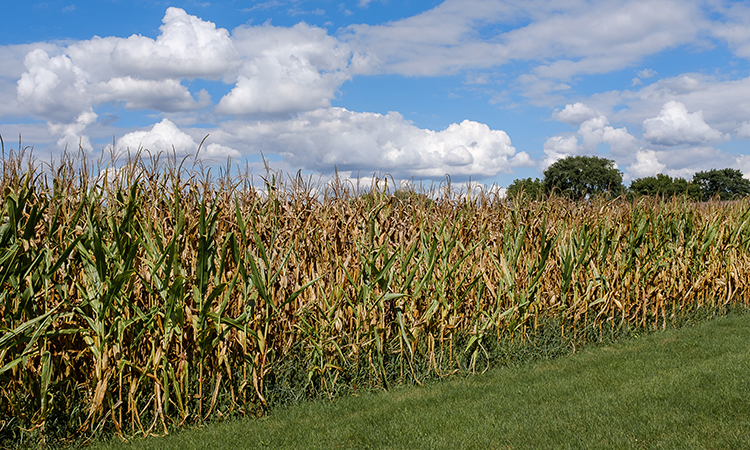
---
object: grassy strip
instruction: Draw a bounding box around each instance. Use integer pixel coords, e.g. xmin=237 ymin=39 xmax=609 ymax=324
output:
xmin=95 ymin=311 xmax=750 ymax=450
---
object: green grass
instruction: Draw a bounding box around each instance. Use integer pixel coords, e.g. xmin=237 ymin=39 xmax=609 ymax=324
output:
xmin=93 ymin=313 xmax=750 ymax=450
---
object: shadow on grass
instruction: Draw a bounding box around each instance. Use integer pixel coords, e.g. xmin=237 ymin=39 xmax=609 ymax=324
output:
xmin=93 ymin=312 xmax=750 ymax=450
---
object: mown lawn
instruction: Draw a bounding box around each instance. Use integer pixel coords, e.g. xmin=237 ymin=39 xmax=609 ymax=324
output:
xmin=94 ymin=312 xmax=750 ymax=450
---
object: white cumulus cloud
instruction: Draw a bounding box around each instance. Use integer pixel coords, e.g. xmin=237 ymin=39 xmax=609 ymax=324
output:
xmin=554 ymin=103 xmax=599 ymax=125
xmin=542 ymin=135 xmax=580 ymax=168
xmin=119 ymin=118 xmax=239 ymax=157
xmin=216 ymin=22 xmax=352 ymax=116
xmin=642 ymin=101 xmax=727 ymax=146
xmin=106 ymin=7 xmax=238 ymax=80
xmin=14 ymin=8 xmax=236 ymax=149
xmin=49 ymin=109 xmax=98 ymax=152
xmin=544 ymin=108 xmax=639 ymax=168
xmin=218 ymin=107 xmax=530 ymax=179
xmin=17 ymin=49 xmax=91 ymax=123
xmin=575 ymin=73 xmax=750 ymax=139
xmin=627 ymin=149 xmax=666 ymax=179
xmin=92 ymin=77 xmax=211 ymax=112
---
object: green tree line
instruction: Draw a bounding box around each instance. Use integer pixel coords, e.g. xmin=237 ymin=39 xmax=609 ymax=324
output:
xmin=507 ymin=155 xmax=750 ymax=201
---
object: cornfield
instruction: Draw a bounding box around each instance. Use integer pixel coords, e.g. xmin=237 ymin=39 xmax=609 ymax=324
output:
xmin=3 ymin=146 xmax=750 ymax=447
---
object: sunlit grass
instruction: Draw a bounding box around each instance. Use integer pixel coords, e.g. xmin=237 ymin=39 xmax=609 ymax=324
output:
xmin=95 ymin=312 xmax=750 ymax=449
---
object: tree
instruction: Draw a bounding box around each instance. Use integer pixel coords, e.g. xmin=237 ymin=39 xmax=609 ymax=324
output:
xmin=629 ymin=174 xmax=700 ymax=199
xmin=543 ymin=155 xmax=624 ymax=200
xmin=692 ymin=168 xmax=750 ymax=201
xmin=506 ymin=177 xmax=544 ymax=200
xmin=393 ymin=188 xmax=434 ymax=206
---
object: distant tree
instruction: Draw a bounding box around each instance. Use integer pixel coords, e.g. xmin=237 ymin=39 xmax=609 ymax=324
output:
xmin=506 ymin=177 xmax=544 ymax=200
xmin=543 ymin=155 xmax=624 ymax=200
xmin=393 ymin=188 xmax=434 ymax=206
xmin=629 ymin=174 xmax=700 ymax=199
xmin=692 ymin=168 xmax=750 ymax=201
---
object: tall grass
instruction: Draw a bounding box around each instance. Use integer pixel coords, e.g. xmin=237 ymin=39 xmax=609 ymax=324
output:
xmin=2 ymin=146 xmax=750 ymax=447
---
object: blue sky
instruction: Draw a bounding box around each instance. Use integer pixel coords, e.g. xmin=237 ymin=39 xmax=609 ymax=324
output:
xmin=2 ymin=0 xmax=750 ymax=188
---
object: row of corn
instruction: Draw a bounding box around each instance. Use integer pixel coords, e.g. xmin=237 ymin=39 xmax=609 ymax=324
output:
xmin=2 ymin=150 xmax=750 ymax=446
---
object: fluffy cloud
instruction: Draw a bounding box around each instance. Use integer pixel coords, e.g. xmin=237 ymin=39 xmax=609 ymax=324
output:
xmin=545 ymin=99 xmax=750 ymax=181
xmin=542 ymin=135 xmax=580 ymax=168
xmin=17 ymin=50 xmax=91 ymax=123
xmin=0 ymin=45 xmax=46 ymax=117
xmin=627 ymin=149 xmax=666 ymax=179
xmin=13 ymin=8 xmax=358 ymax=149
xmin=642 ymin=101 xmax=727 ymax=146
xmin=592 ymin=74 xmax=750 ymax=136
xmin=544 ymin=104 xmax=639 ymax=168
xmin=17 ymin=49 xmax=210 ymax=120
xmin=49 ymin=110 xmax=98 ymax=152
xmin=551 ymin=73 xmax=750 ymax=185
xmin=19 ymin=8 xmax=237 ymax=114
xmin=92 ymin=77 xmax=211 ymax=112
xmin=119 ymin=118 xmax=239 ymax=157
xmin=218 ymin=107 xmax=530 ymax=179
xmin=0 ymin=43 xmax=59 ymax=80
xmin=216 ymin=23 xmax=351 ymax=116
xmin=69 ymin=7 xmax=239 ymax=81
xmin=584 ymin=120 xmax=639 ymax=157
xmin=554 ymin=103 xmax=599 ymax=125
xmin=14 ymin=8 xmax=238 ymax=149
